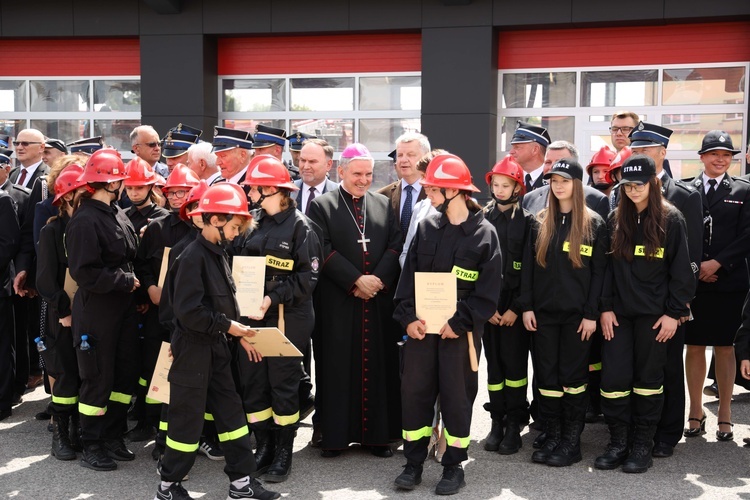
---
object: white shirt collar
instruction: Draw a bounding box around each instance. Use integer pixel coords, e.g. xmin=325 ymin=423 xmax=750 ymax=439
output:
xmin=527 ymin=165 xmax=544 ymax=184
xmin=17 ymin=160 xmax=42 ymax=187
xmin=228 ymin=166 xmax=249 ymax=185
xmin=400 ymin=178 xmax=421 ymax=193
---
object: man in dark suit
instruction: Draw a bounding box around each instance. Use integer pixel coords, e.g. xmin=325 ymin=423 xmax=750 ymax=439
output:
xmin=9 ymin=129 xmax=48 ymax=190
xmin=522 ymin=141 xmax=610 ymax=221
xmin=376 ymin=133 xmax=430 ymax=240
xmin=509 ymin=121 xmax=551 ymax=193
xmin=0 ymin=150 xmax=31 ymax=227
xmin=629 ymin=121 xmax=703 ymax=458
xmin=212 ymin=126 xmax=254 ymax=186
xmin=291 ymin=138 xmax=339 ymax=216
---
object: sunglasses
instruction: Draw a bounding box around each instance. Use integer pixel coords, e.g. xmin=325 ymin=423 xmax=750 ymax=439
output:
xmin=136 ymin=142 xmax=161 ymax=149
xmin=13 ymin=141 xmax=43 ymax=147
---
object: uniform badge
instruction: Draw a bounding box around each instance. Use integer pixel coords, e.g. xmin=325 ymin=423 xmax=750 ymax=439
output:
xmin=719 ymin=135 xmax=726 ymax=142
xmin=638 ymin=122 xmax=645 ymax=131
xmin=691 ymin=262 xmax=699 ymax=274
xmin=311 ymin=257 xmax=319 ymax=272
xmin=279 ymin=241 xmax=290 ymax=250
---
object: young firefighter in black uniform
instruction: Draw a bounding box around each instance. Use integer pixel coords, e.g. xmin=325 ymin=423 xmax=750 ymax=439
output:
xmin=155 ymin=183 xmax=280 ymax=500
xmin=481 ymin=155 xmax=535 ymax=455
xmin=520 ymin=158 xmax=607 ymax=468
xmin=131 ymin=165 xmax=200 ymax=444
xmin=66 ymin=149 xmax=141 ymax=471
xmin=36 ymin=164 xmax=87 ymax=460
xmin=597 ymin=155 xmax=693 ymax=473
xmin=237 ymin=155 xmax=321 ymax=483
xmin=123 ymin=156 xmax=168 ymax=233
xmin=393 ymin=154 xmax=502 ymax=495
xmin=0 ymin=184 xmax=20 ymax=422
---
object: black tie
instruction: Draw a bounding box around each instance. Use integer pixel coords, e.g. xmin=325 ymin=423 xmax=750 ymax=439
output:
xmin=401 ymin=185 xmax=413 ymax=236
xmin=304 ymin=186 xmax=316 ymax=215
xmin=525 ymin=173 xmax=533 ymax=193
xmin=707 ymin=179 xmax=717 ymax=204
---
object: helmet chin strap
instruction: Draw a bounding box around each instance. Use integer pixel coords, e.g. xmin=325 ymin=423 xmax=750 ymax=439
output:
xmin=103 ymin=181 xmax=122 ymax=202
xmin=436 ymin=188 xmax=460 ymax=214
xmin=593 ymin=183 xmax=612 ymax=192
xmin=201 ymin=214 xmax=234 ymax=246
xmin=249 ymin=188 xmax=280 ymax=211
xmin=132 ymin=186 xmax=153 ymax=207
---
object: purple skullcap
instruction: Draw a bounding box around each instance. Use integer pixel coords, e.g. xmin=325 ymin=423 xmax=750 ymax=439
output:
xmin=341 ymin=143 xmax=372 ymax=159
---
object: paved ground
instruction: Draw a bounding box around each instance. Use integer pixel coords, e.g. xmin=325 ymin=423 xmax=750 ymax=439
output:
xmin=2 ymin=351 xmax=750 ymax=499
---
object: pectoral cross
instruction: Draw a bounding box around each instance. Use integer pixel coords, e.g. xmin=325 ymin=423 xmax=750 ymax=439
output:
xmin=357 ymin=235 xmax=370 ymax=252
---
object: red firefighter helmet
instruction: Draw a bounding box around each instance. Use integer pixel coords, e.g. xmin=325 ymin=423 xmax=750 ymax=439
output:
xmin=77 ymin=148 xmax=128 ymax=184
xmin=586 ymin=146 xmax=616 ymax=176
xmin=421 ymin=154 xmax=480 ymax=193
xmin=124 ymin=157 xmax=157 ymax=187
xmin=605 ymin=146 xmax=633 ymax=184
xmin=179 ymin=180 xmax=210 ymax=221
xmin=187 ymin=183 xmax=252 ymax=218
xmin=154 ymin=174 xmax=167 ymax=188
xmin=242 ymin=154 xmax=299 ymax=191
xmin=485 ymin=155 xmax=526 ymax=195
xmin=163 ymin=165 xmax=200 ymax=192
xmin=52 ymin=164 xmax=86 ymax=206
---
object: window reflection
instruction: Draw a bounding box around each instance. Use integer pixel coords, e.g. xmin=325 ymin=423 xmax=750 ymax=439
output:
xmin=0 ymin=81 xmax=26 ymax=112
xmin=30 ymin=80 xmax=89 ymax=112
xmin=290 ymin=118 xmax=353 ymax=151
xmin=94 ymin=119 xmax=142 ymax=151
xmin=581 ymin=70 xmax=657 ymax=107
xmin=360 ymin=76 xmax=421 ymax=111
xmin=30 ymin=119 xmax=89 ymax=144
xmin=662 ymin=113 xmax=743 ymax=151
xmin=502 ymin=72 xmax=576 ymax=108
xmin=498 ymin=116 xmax=574 ymax=151
xmin=359 ymin=118 xmax=421 ymax=152
xmin=223 ymin=119 xmax=286 ymax=135
xmin=291 ymin=78 xmax=354 ymax=111
xmin=663 ymin=66 xmax=745 ymax=105
xmin=223 ymin=79 xmax=285 ymax=112
xmin=94 ymin=81 xmax=141 ymax=112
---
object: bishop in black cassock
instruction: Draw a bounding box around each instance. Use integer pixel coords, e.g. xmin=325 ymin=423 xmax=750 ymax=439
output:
xmin=307 ymin=144 xmax=403 ymax=456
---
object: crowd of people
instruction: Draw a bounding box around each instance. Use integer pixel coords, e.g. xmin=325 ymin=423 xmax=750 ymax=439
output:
xmin=0 ymin=114 xmax=749 ymax=499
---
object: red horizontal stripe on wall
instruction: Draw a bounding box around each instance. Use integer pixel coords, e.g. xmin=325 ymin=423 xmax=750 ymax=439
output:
xmin=0 ymin=38 xmax=140 ymax=76
xmin=219 ymin=33 xmax=421 ymax=75
xmin=499 ymin=22 xmax=750 ymax=69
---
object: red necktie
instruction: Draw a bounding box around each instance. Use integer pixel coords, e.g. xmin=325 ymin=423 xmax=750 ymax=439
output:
xmin=17 ymin=168 xmax=27 ymax=186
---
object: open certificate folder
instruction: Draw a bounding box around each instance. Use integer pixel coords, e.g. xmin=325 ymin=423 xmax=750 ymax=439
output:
xmin=242 ymin=327 xmax=303 ymax=357
xmin=415 ymin=272 xmax=457 ymax=334
xmin=232 ymin=255 xmax=266 ymax=318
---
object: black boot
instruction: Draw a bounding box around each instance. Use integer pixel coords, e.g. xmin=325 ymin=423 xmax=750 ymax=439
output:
xmin=546 ymin=417 xmax=583 ymax=467
xmin=483 ymin=419 xmax=504 ymax=451
xmin=51 ymin=415 xmax=76 ymax=461
xmin=69 ymin=413 xmax=82 ymax=452
xmin=80 ymin=441 xmax=117 ymax=471
xmin=622 ymin=424 xmax=655 ymax=473
xmin=594 ymin=421 xmax=630 ymax=470
xmin=264 ymin=428 xmax=294 ymax=483
xmin=497 ymin=418 xmax=522 ymax=455
xmin=252 ymin=430 xmax=275 ymax=477
xmin=531 ymin=417 xmax=561 ymax=464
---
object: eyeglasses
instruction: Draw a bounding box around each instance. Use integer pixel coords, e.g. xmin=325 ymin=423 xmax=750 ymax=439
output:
xmin=622 ymin=183 xmax=647 ymax=193
xmin=13 ymin=141 xmax=43 ymax=147
xmin=609 ymin=126 xmax=634 ymax=135
xmin=165 ymin=190 xmax=188 ymax=199
xmin=136 ymin=142 xmax=161 ymax=149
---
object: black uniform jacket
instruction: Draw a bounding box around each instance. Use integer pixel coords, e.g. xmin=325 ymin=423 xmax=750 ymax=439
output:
xmin=484 ymin=203 xmax=535 ymax=314
xmin=66 ymin=198 xmax=138 ymax=294
xmin=661 ymin=175 xmax=702 ymax=286
xmin=735 ymin=292 xmax=750 ymax=361
xmin=36 ymin=215 xmax=71 ymax=318
xmin=518 ymin=208 xmax=607 ymax=320
xmin=171 ymin=233 xmax=238 ymax=343
xmin=236 ymin=205 xmax=321 ymax=308
xmin=135 ymin=212 xmax=192 ymax=292
xmin=394 ymin=209 xmax=502 ymax=336
xmin=601 ymin=204 xmax=694 ymax=320
xmin=685 ymin=173 xmax=750 ymax=292
xmin=523 ymin=184 xmax=610 ymax=222
xmin=125 ymin=202 xmax=169 ymax=235
xmin=159 ymin=228 xmax=198 ymax=331
xmin=0 ymin=190 xmax=20 ymax=297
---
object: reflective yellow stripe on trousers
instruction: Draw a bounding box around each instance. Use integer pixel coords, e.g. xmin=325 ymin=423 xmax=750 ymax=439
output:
xmin=167 ymin=436 xmax=199 ymax=453
xmin=443 ymin=429 xmax=470 ymax=449
xmin=247 ymin=407 xmax=273 ymax=424
xmin=402 ymin=426 xmax=432 ymax=442
xmin=217 ymin=425 xmax=250 ymax=443
xmin=273 ymin=411 xmax=300 ymax=426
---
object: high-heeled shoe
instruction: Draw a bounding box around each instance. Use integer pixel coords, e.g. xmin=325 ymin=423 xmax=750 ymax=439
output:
xmin=683 ymin=413 xmax=706 ymax=437
xmin=716 ymin=422 xmax=734 ymax=441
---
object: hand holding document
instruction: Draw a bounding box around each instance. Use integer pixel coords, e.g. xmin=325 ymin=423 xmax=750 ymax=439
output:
xmin=242 ymin=327 xmax=303 ymax=357
xmin=415 ymin=272 xmax=457 ymax=334
xmin=232 ymin=256 xmax=266 ymax=317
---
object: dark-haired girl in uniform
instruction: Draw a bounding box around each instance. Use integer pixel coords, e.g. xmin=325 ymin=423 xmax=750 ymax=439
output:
xmin=481 ymin=155 xmax=535 ymax=455
xmin=596 ymin=155 xmax=694 ymax=473
xmin=520 ymin=158 xmax=607 ymax=467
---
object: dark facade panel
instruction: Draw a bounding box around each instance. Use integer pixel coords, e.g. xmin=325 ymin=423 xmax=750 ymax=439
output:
xmin=493 ymin=0 xmax=571 ymax=27
xmin=140 ymin=34 xmax=218 ymax=130
xmin=349 ymin=0 xmax=422 ymax=31
xmin=138 ymin=0 xmax=203 ymax=35
xmin=270 ymin=0 xmax=349 ymax=33
xmin=202 ymin=0 xmax=272 ymax=35
xmin=73 ymin=0 xmax=140 ymax=36
xmin=664 ymin=0 xmax=750 ymax=20
xmin=572 ymin=0 xmax=664 ymax=24
xmin=422 ymin=0 xmax=493 ymax=28
xmin=1 ymin=0 xmax=75 ymax=37
xmin=422 ymin=26 xmax=497 ymax=115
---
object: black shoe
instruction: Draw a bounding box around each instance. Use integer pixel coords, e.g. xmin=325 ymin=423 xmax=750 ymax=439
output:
xmin=103 ymin=438 xmax=135 ymax=461
xmin=126 ymin=421 xmax=157 ymax=442
xmin=394 ymin=463 xmax=423 ymax=490
xmin=299 ymin=396 xmax=315 ymax=421
xmin=228 ymin=478 xmax=281 ymax=499
xmin=155 ymin=482 xmax=192 ymax=500
xmin=531 ymin=419 xmax=561 ymax=464
xmin=652 ymin=442 xmax=673 ymax=458
xmin=532 ymin=431 xmax=547 ymax=449
xmin=198 ymin=437 xmax=225 ymax=461
xmin=435 ymin=465 xmax=466 ymax=496
xmin=622 ymin=424 xmax=656 ymax=473
xmin=484 ymin=419 xmax=504 ymax=451
xmin=0 ymin=409 xmax=11 ymax=421
xmin=252 ymin=431 xmax=275 ymax=476
xmin=595 ymin=422 xmax=629 ymax=470
xmin=683 ymin=412 xmax=706 ymax=438
xmin=309 ymin=423 xmax=322 ymax=448
xmin=369 ymin=445 xmax=393 ymax=458
xmin=320 ymin=449 xmax=341 ymax=458
xmin=80 ymin=443 xmax=117 ymax=471
xmin=716 ymin=422 xmax=734 ymax=441
xmin=51 ymin=417 xmax=77 ymax=461
xmin=498 ymin=420 xmax=522 ymax=455
xmin=264 ymin=429 xmax=294 ymax=483
xmin=529 ymin=419 xmax=544 ymax=431
xmin=703 ymin=382 xmax=719 ymax=398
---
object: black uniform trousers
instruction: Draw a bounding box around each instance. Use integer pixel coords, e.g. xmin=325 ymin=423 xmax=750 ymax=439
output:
xmin=653 ymin=324 xmax=685 ymax=446
xmin=41 ymin=317 xmax=79 ymax=417
xmin=401 ymin=332 xmax=481 ymax=467
xmin=0 ymin=297 xmax=14 ymax=411
xmin=586 ymin=326 xmax=603 ymax=413
xmin=133 ymin=307 xmax=169 ymax=424
xmin=600 ymin=314 xmax=667 ymax=426
xmin=161 ymin=332 xmax=255 ymax=483
xmin=73 ymin=289 xmax=139 ymax=442
xmin=237 ymin=302 xmax=311 ymax=429
xmin=482 ymin=312 xmax=529 ymax=422
xmin=533 ymin=313 xmax=591 ymax=422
